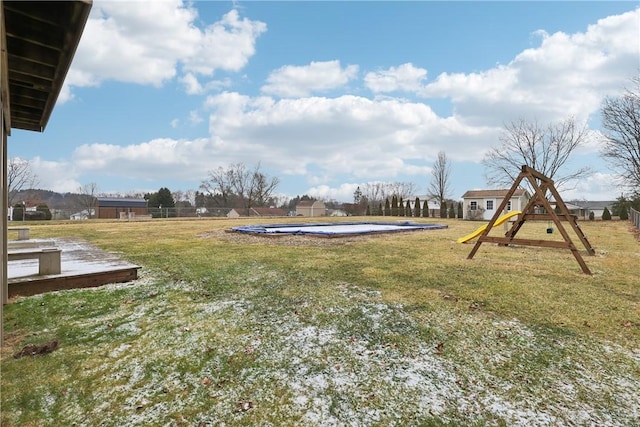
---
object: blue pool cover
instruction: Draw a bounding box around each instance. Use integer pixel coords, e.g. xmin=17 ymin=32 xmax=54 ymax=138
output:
xmin=231 ymin=221 xmax=448 ymax=237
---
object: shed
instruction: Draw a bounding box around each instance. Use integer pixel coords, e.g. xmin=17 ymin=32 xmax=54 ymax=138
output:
xmin=95 ymin=197 xmax=148 ymax=219
xmin=461 ymin=189 xmax=530 ymax=220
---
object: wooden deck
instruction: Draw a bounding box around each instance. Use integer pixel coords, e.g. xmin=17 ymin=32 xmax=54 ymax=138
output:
xmin=8 ymin=238 xmax=140 ymax=299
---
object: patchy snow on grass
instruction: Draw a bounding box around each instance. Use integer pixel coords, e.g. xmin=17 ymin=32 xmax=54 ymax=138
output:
xmin=6 ymin=269 xmax=638 ymax=426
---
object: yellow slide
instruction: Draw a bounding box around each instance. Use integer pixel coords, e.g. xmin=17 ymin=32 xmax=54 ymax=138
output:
xmin=457 ymin=210 xmax=522 ymax=243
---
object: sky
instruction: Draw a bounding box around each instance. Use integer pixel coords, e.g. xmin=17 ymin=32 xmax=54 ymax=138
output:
xmin=8 ymin=1 xmax=640 ymax=204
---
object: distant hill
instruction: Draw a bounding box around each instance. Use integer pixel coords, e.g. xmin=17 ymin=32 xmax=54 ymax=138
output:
xmin=9 ymin=189 xmax=86 ymax=210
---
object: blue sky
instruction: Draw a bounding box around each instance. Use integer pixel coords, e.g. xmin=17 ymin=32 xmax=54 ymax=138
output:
xmin=8 ymin=1 xmax=639 ymax=204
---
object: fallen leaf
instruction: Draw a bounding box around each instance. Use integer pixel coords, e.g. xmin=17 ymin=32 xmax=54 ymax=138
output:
xmin=622 ymin=321 xmax=632 ymax=327
xmin=583 ymin=321 xmax=592 ymax=328
xmin=435 ymin=342 xmax=444 ymax=355
xmin=201 ymin=377 xmax=212 ymax=387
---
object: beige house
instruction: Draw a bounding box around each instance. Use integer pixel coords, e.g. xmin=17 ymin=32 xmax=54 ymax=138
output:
xmin=461 ymin=189 xmax=530 ymax=220
xmin=295 ymin=200 xmax=326 ymax=217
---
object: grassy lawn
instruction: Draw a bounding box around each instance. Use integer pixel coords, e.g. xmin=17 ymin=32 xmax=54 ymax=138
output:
xmin=2 ymin=217 xmax=639 ymax=426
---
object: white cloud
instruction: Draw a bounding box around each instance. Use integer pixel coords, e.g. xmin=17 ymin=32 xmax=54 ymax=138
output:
xmin=364 ymin=63 xmax=428 ymax=93
xmin=180 ymin=73 xmax=203 ymax=95
xmin=203 ymin=92 xmax=492 ymax=181
xmin=307 ymin=183 xmax=361 ymax=202
xmin=30 ymin=157 xmax=81 ymax=193
xmin=71 ymin=138 xmax=221 ymax=180
xmin=562 ymin=172 xmax=623 ymax=201
xmin=420 ymin=9 xmax=640 ymax=126
xmin=261 ymin=61 xmax=359 ymax=97
xmin=182 ymin=9 xmax=267 ymax=76
xmin=189 ymin=111 xmax=203 ymax=124
xmin=68 ymin=3 xmax=265 ymax=90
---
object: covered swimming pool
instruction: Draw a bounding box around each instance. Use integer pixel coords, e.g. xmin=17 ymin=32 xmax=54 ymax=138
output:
xmin=230 ymin=221 xmax=448 ymax=237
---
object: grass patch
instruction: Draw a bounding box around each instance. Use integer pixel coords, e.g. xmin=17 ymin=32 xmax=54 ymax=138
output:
xmin=2 ymin=217 xmax=639 ymax=426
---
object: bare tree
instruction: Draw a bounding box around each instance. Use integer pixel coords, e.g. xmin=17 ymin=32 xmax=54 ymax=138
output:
xmin=600 ymin=74 xmax=640 ymax=194
xmin=388 ymin=182 xmax=417 ymax=201
xmin=8 ymin=158 xmax=38 ymax=206
xmin=77 ymin=182 xmax=98 ymax=219
xmin=427 ymin=151 xmax=452 ymax=206
xmin=249 ymin=166 xmax=280 ymax=207
xmin=483 ymin=117 xmax=592 ymax=190
xmin=359 ymin=181 xmax=417 ymax=207
xmin=361 ymin=182 xmax=385 ymax=205
xmin=200 ymin=165 xmax=235 ymax=207
xmin=200 ymin=163 xmax=280 ymax=213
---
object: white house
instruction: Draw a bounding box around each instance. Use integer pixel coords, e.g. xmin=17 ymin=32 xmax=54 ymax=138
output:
xmin=567 ymin=200 xmax=617 ymax=220
xmin=70 ymin=209 xmax=95 ymax=220
xmin=401 ymin=196 xmax=441 ymax=217
xmin=227 ymin=207 xmax=286 ymax=218
xmin=461 ymin=189 xmax=530 ymax=220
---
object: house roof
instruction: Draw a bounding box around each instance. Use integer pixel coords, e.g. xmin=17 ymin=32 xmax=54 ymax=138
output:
xmin=96 ymin=197 xmax=147 ymax=208
xmin=296 ymin=200 xmax=324 ymax=207
xmin=3 ymin=0 xmax=92 ymax=132
xmin=252 ymin=207 xmax=286 ymax=217
xmin=569 ymin=200 xmax=616 ymax=209
xmin=462 ymin=189 xmax=529 ymax=198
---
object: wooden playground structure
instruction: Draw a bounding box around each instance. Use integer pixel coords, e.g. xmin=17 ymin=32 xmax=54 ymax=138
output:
xmin=467 ymin=165 xmax=596 ymax=274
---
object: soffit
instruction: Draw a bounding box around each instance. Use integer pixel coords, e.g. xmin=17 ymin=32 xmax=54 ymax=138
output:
xmin=4 ymin=0 xmax=91 ymax=132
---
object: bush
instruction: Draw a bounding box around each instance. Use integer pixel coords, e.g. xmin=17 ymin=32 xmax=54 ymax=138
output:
xmin=391 ymin=196 xmax=398 ymax=216
xmin=12 ymin=203 xmax=24 ymax=221
xmin=36 ymin=204 xmax=52 ymax=220
xmin=422 ymin=200 xmax=429 ymax=218
xmin=457 ymin=202 xmax=463 ymax=219
xmin=440 ymin=201 xmax=447 ymax=218
xmin=414 ymin=197 xmax=421 ymax=218
xmin=619 ymin=207 xmax=629 ymax=220
xmin=602 ymin=207 xmax=612 ymax=220
xmin=589 ymin=211 xmax=595 ymax=221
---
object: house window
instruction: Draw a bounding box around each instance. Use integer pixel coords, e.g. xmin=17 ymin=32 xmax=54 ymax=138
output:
xmin=507 ymin=201 xmax=512 ymax=211
xmin=470 ymin=201 xmax=478 ymax=210
xmin=486 ymin=200 xmax=494 ymax=210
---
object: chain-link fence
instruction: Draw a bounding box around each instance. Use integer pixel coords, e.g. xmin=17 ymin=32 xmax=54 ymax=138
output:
xmin=14 ymin=207 xmax=234 ymax=221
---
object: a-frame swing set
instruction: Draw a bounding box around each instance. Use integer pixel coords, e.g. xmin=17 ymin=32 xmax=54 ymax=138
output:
xmin=466 ymin=165 xmax=595 ymax=274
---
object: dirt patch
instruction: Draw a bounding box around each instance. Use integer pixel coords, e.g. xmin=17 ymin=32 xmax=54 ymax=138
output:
xmin=12 ymin=340 xmax=59 ymax=359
